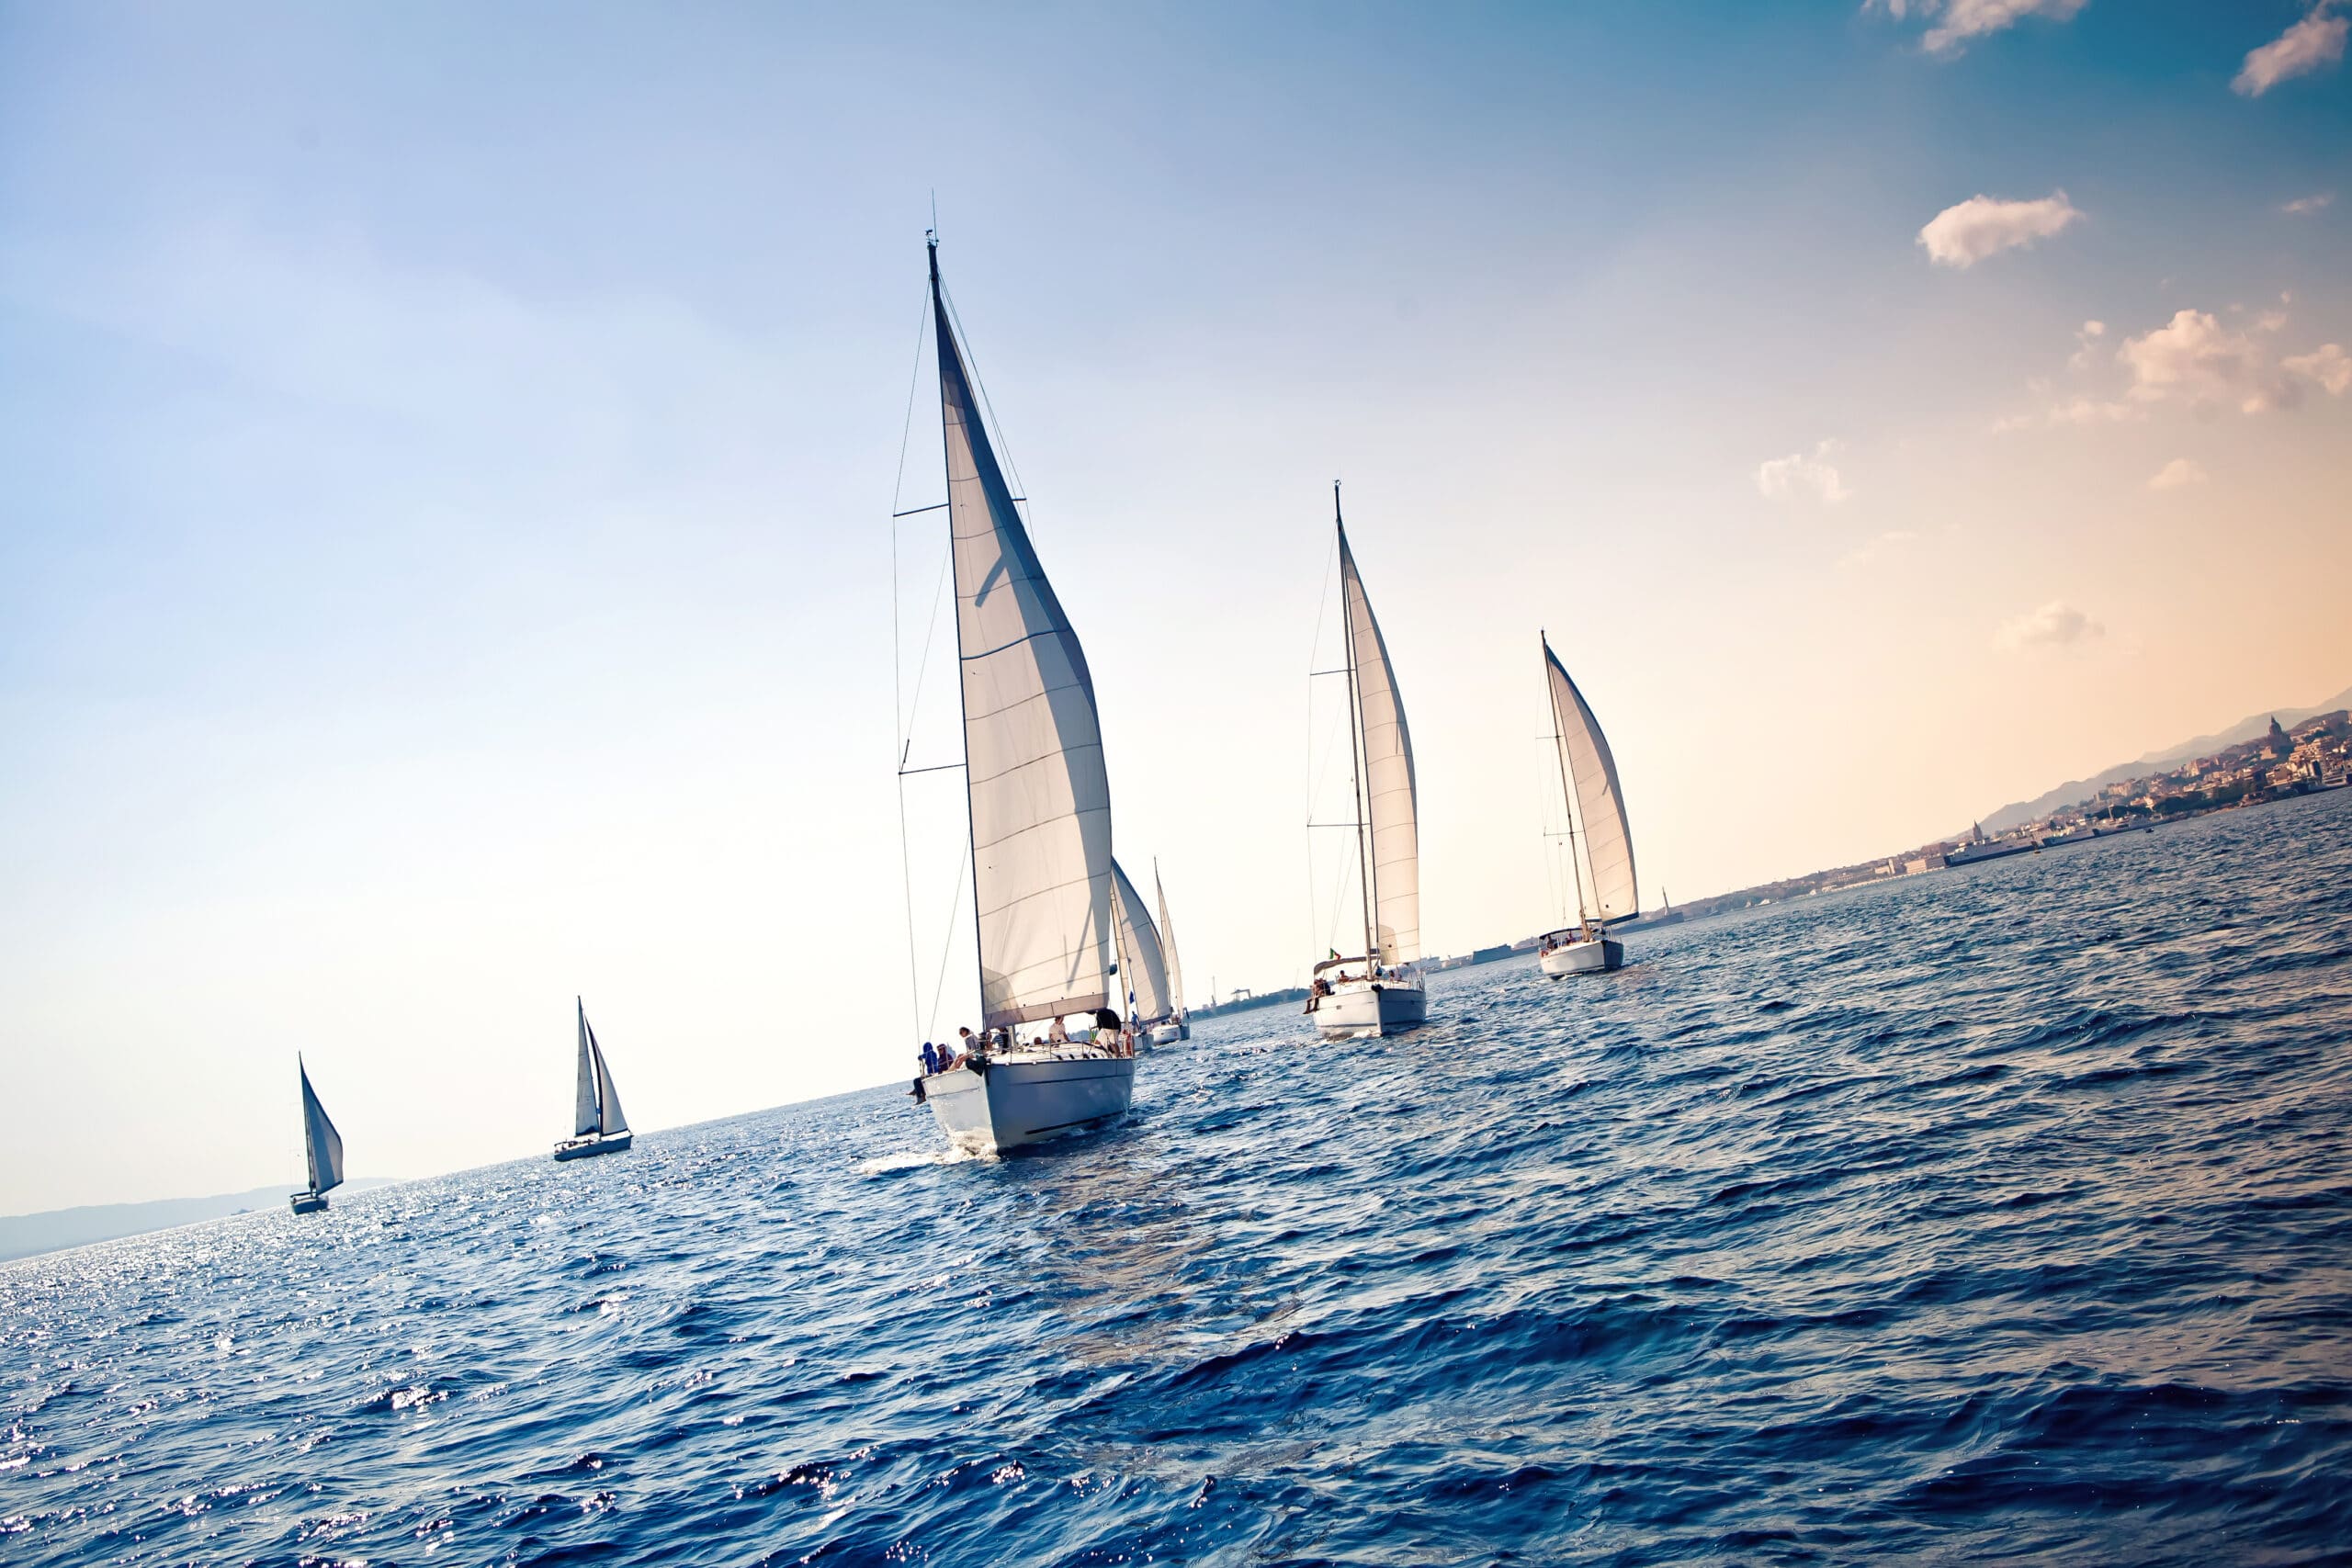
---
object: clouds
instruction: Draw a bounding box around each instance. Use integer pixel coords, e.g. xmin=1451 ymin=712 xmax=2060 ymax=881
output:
xmin=2146 ymin=458 xmax=2207 ymax=491
xmin=1866 ymin=0 xmax=2091 ymax=55
xmin=1757 ymin=440 xmax=1852 ymax=505
xmin=2281 ymin=193 xmax=2335 ymax=216
xmin=2233 ymin=3 xmax=2349 ymax=96
xmin=1995 ymin=305 xmax=2348 ymax=428
xmin=1996 ymin=600 xmax=2103 ymax=650
xmin=2283 ymin=344 xmax=2352 ymax=395
xmin=2118 ymin=310 xmax=2287 ymax=412
xmin=1918 ymin=191 xmax=2082 ymax=267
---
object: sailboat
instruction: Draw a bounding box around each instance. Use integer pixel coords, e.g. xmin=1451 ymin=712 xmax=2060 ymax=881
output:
xmin=1305 ymin=487 xmax=1429 ymax=1038
xmin=554 ymin=998 xmax=631 ymax=1160
xmin=1536 ymin=632 xmax=1638 ymax=976
xmin=1110 ymin=859 xmax=1181 ymax=1048
xmin=288 ymin=1055 xmax=344 ymax=1215
xmin=1151 ymin=859 xmax=1192 ymax=1043
xmin=910 ymin=231 xmax=1136 ymax=1153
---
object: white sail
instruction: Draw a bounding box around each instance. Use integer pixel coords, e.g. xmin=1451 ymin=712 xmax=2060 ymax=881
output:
xmin=1110 ymin=858 xmax=1173 ymax=1023
xmin=1153 ymin=860 xmax=1186 ymax=1016
xmin=1544 ymin=634 xmax=1638 ymax=923
xmin=299 ymin=1057 xmax=345 ymax=1195
xmin=932 ymin=242 xmax=1115 ymax=1030
xmin=1338 ymin=521 xmax=1420 ymax=964
xmin=573 ymin=999 xmax=600 ymax=1138
xmin=591 ymin=1032 xmax=628 ymax=1136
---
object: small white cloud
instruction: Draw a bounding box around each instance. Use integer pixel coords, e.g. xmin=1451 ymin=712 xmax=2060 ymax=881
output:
xmin=2282 ymin=192 xmax=2335 ymax=215
xmin=2284 ymin=343 xmax=2352 ymax=395
xmin=1757 ymin=439 xmax=1852 ymax=505
xmin=1866 ymin=0 xmax=2092 ymax=54
xmin=1918 ymin=191 xmax=2083 ymax=267
xmin=2067 ymin=319 xmax=2108 ymax=368
xmin=1996 ymin=600 xmax=2104 ymax=650
xmin=2119 ymin=309 xmax=2294 ymax=413
xmin=1835 ymin=528 xmax=1919 ymax=569
xmin=2234 ymin=4 xmax=2349 ymax=97
xmin=2147 ymin=457 xmax=2208 ymax=491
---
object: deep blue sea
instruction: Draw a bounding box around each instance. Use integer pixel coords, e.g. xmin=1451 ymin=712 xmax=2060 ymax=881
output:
xmin=6 ymin=791 xmax=2351 ymax=1565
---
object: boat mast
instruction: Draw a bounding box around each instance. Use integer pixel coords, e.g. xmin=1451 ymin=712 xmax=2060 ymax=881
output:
xmin=930 ymin=230 xmax=992 ymax=1042
xmin=1544 ymin=632 xmax=1591 ymax=930
xmin=1337 ymin=486 xmax=1379 ymax=967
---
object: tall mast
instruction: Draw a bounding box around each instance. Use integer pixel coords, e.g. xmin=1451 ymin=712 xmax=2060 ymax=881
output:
xmin=930 ymin=229 xmax=991 ymax=1034
xmin=1338 ymin=484 xmax=1377 ymax=964
xmin=1544 ymin=631 xmax=1590 ymax=927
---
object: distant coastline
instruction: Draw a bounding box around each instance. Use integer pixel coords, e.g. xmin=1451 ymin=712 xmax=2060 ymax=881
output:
xmin=0 ymin=1179 xmax=404 ymax=1265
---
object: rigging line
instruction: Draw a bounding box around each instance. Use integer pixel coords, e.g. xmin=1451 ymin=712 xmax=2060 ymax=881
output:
xmin=924 ymin=835 xmax=971 ymax=1041
xmin=1302 ymin=529 xmax=1340 ymax=971
xmin=901 ymin=537 xmax=957 ymax=750
xmin=892 ymin=279 xmax=931 ymax=1041
xmin=899 ymin=761 xmax=967 ymax=777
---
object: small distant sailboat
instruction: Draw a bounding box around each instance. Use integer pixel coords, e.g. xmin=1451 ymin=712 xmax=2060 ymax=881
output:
xmin=1110 ymin=859 xmax=1182 ymax=1049
xmin=1536 ymin=632 xmax=1638 ymax=977
xmin=554 ymin=998 xmax=631 ymax=1161
xmin=1151 ymin=859 xmax=1192 ymax=1043
xmin=1305 ymin=487 xmax=1428 ymax=1038
xmin=910 ymin=231 xmax=1136 ymax=1153
xmin=289 ymin=1055 xmax=344 ymax=1215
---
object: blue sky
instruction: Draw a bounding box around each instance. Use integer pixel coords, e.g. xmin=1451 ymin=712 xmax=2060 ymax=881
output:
xmin=3 ymin=0 xmax=2347 ymax=1210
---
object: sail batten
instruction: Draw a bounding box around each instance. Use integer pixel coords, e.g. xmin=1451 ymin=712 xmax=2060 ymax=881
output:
xmin=1544 ymin=636 xmax=1638 ymax=924
xmin=299 ymin=1059 xmax=345 ymax=1196
xmin=1339 ymin=523 xmax=1421 ymax=965
xmin=933 ymin=243 xmax=1115 ymax=1030
xmin=1111 ymin=859 xmax=1174 ymax=1024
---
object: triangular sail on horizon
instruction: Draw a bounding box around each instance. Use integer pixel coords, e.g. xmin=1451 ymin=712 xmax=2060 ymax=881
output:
xmin=1339 ymin=521 xmax=1420 ymax=965
xmin=931 ymin=241 xmax=1115 ymax=1030
xmin=1110 ymin=858 xmax=1173 ymax=1024
xmin=1544 ymin=635 xmax=1638 ymax=924
xmin=299 ymin=1058 xmax=345 ymax=1195
xmin=591 ymin=1027 xmax=628 ymax=1136
xmin=1153 ymin=860 xmax=1186 ymax=1016
xmin=573 ymin=999 xmax=601 ymax=1138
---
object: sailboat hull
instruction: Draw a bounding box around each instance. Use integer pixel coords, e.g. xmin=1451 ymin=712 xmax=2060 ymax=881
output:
xmin=288 ymin=1191 xmax=328 ymax=1215
xmin=1541 ymin=939 xmax=1624 ymax=977
xmin=924 ymin=1050 xmax=1136 ymax=1154
xmin=1147 ymin=1020 xmax=1187 ymax=1046
xmin=553 ymin=1132 xmax=633 ymax=1162
xmin=1308 ymin=976 xmax=1428 ymax=1038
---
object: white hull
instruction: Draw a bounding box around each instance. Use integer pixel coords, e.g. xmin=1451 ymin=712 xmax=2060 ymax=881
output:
xmin=922 ymin=1049 xmax=1136 ymax=1154
xmin=1307 ymin=975 xmax=1428 ymax=1038
xmin=1541 ymin=939 xmax=1623 ymax=977
xmin=1147 ymin=1020 xmax=1187 ymax=1046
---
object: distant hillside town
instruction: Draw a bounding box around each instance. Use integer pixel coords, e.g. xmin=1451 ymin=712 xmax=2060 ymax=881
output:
xmin=1625 ymin=708 xmax=2352 ymax=929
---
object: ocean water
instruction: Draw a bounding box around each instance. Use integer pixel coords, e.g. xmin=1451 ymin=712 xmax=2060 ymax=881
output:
xmin=6 ymin=791 xmax=2350 ymax=1566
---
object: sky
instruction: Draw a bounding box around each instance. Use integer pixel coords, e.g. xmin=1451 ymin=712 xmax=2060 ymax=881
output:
xmin=2 ymin=0 xmax=2347 ymax=1213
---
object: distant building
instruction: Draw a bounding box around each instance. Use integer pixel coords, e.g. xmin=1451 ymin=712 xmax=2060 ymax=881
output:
xmin=2267 ymin=716 xmax=2290 ymax=756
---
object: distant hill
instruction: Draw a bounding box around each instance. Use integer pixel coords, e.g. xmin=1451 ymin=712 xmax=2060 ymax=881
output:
xmin=1981 ymin=682 xmax=2352 ymax=835
xmin=0 ymin=1179 xmax=405 ymax=1264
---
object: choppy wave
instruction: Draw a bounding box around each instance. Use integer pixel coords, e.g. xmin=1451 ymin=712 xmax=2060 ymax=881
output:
xmin=5 ymin=791 xmax=2350 ymax=1563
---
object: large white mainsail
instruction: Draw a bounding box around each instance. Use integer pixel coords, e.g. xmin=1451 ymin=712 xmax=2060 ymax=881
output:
xmin=1153 ymin=860 xmax=1186 ymax=1017
xmin=1338 ymin=515 xmax=1420 ymax=964
xmin=572 ymin=998 xmax=600 ymax=1139
xmin=932 ymin=241 xmax=1115 ymax=1031
xmin=299 ymin=1056 xmax=345 ymax=1195
xmin=1110 ymin=858 xmax=1173 ymax=1023
xmin=1543 ymin=633 xmax=1638 ymax=923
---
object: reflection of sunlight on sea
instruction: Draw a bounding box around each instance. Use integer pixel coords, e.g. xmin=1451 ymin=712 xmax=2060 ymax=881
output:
xmin=3 ymin=790 xmax=2350 ymax=1564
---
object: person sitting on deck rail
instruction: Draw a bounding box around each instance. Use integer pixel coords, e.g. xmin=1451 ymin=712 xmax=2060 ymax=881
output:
xmin=1048 ymin=1015 xmax=1069 ymax=1044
